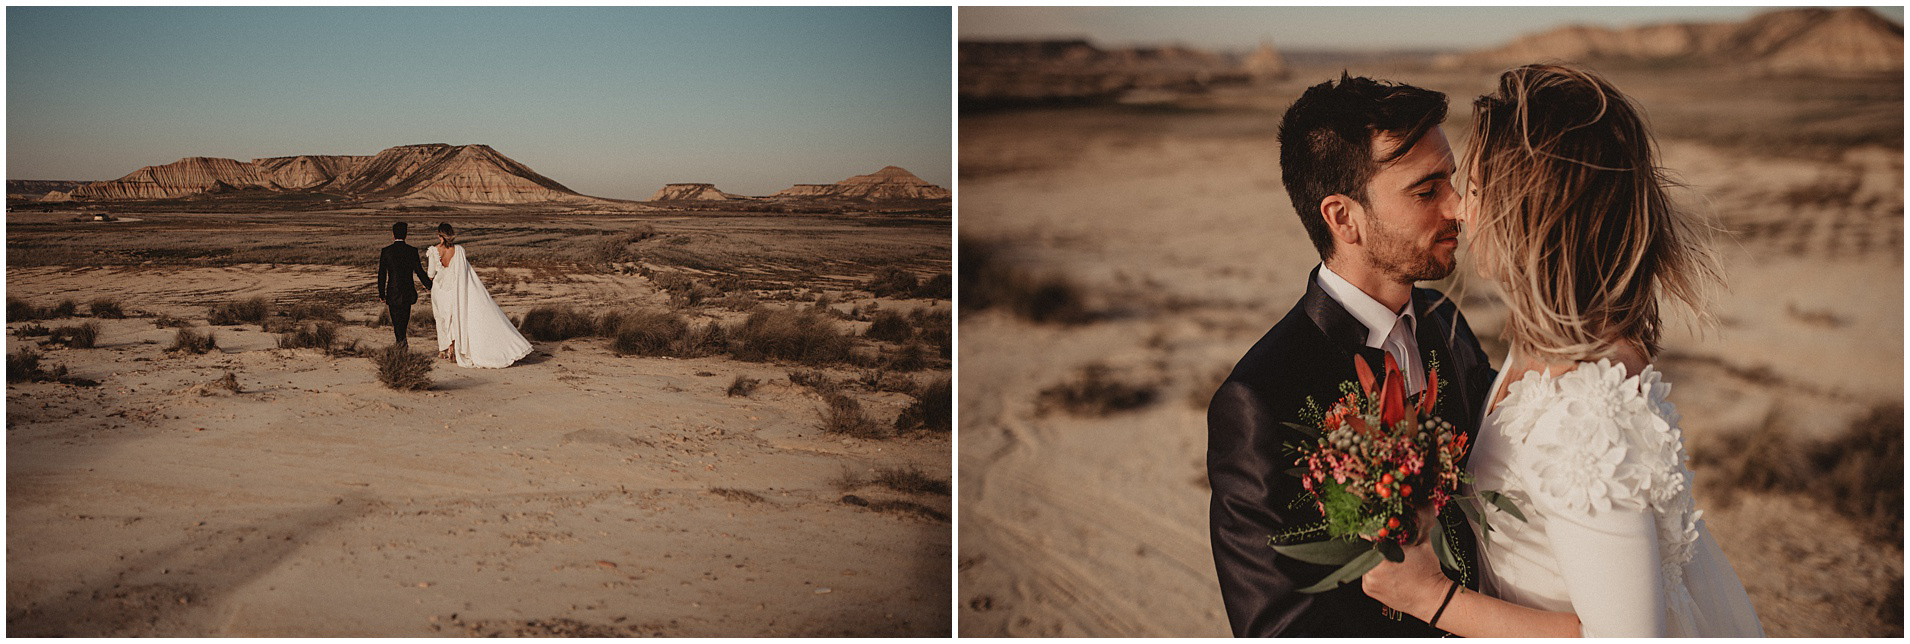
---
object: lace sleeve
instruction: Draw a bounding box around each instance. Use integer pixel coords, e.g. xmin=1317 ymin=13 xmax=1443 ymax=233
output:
xmin=1511 ymin=360 xmax=1674 ymax=636
xmin=426 ymin=246 xmax=440 ymax=280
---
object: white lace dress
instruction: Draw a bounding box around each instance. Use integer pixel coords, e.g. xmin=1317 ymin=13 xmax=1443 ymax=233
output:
xmin=1466 ymin=355 xmax=1764 ymax=637
xmin=426 ymin=245 xmax=534 ymax=369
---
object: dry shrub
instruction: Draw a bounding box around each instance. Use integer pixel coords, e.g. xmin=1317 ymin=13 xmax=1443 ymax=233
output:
xmin=6 ymin=347 xmax=95 ymax=386
xmin=286 ymin=302 xmax=345 ymax=322
xmin=7 ymin=297 xmax=46 ymax=322
xmin=858 ymin=369 xmax=917 ymax=394
xmin=863 ymin=311 xmax=914 ymax=342
xmin=884 ymin=342 xmax=931 ymax=372
xmin=716 ymin=291 xmax=759 ymax=312
xmin=276 ymin=322 xmax=338 ymax=352
xmin=47 ymin=322 xmax=101 ymax=348
xmin=49 ymin=299 xmax=77 ymax=319
xmin=872 ymin=465 xmax=949 ymax=495
xmin=727 ymin=375 xmax=759 ymax=397
xmin=819 ymin=391 xmax=887 ymax=439
xmin=865 ymin=499 xmax=949 ymax=522
xmin=152 ymin=314 xmax=192 ymax=329
xmin=709 ymin=488 xmax=765 ymax=504
xmin=1694 ymin=404 xmax=1903 ymax=542
xmin=207 ymin=297 xmax=269 ymax=326
xmin=915 ymin=273 xmax=952 ymax=299
xmin=867 ymin=266 xmax=920 ymax=298
xmin=373 ymin=344 xmax=433 ymax=391
xmin=519 ymin=305 xmax=596 ymax=341
xmin=1036 ymin=363 xmax=1158 ymax=417
xmin=88 ymin=297 xmax=126 ymax=319
xmin=609 ymin=310 xmax=691 ymax=357
xmin=730 ymin=306 xmax=852 ymax=365
xmin=15 ymin=323 xmax=51 ymax=337
xmin=170 ymin=328 xmax=218 ymax=354
xmin=828 ymin=465 xmax=867 ymax=491
xmin=895 ymin=377 xmax=952 ymax=432
xmin=788 ymin=369 xmax=840 ymax=395
xmin=960 ymin=237 xmax=1091 ymax=324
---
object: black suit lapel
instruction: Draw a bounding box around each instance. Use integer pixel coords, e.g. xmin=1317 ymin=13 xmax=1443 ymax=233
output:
xmin=1301 ymin=265 xmax=1376 ymax=362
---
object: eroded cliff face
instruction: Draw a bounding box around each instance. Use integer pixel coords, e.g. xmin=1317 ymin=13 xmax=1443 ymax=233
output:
xmin=772 ymin=166 xmax=949 ymax=201
xmin=59 ymin=144 xmax=587 ymax=204
xmin=1450 ymin=7 xmax=1902 ymax=74
xmin=648 ymin=183 xmax=744 ymax=201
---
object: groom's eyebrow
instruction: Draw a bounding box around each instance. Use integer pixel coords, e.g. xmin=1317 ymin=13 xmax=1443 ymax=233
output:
xmin=1405 ymin=168 xmax=1452 ymax=190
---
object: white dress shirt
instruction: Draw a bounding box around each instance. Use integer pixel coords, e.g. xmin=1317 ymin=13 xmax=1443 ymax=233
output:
xmin=1315 ymin=264 xmax=1426 ymax=396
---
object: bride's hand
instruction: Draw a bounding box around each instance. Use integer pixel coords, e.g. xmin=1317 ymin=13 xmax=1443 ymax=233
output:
xmin=1360 ymin=505 xmax=1452 ymax=621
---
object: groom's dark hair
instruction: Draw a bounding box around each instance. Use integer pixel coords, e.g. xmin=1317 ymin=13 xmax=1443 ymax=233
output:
xmin=392 ymin=221 xmax=407 ymax=239
xmin=1278 ymin=71 xmax=1447 ymax=260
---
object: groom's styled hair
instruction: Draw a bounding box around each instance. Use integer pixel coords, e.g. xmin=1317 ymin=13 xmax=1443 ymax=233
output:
xmin=392 ymin=221 xmax=407 ymax=239
xmin=1278 ymin=72 xmax=1447 ymax=260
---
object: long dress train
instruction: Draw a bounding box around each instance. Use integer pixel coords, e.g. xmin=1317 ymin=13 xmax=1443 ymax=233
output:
xmin=426 ymin=244 xmax=534 ymax=369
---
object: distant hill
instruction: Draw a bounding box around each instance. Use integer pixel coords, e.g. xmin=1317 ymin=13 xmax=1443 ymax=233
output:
xmin=772 ymin=166 xmax=949 ymax=202
xmin=959 ymin=39 xmax=1288 ymax=110
xmin=41 ymin=143 xmax=612 ymax=205
xmin=1444 ymin=6 xmax=1902 ymax=75
xmin=7 ymin=180 xmax=94 ymax=200
xmin=648 ymin=183 xmax=748 ymax=202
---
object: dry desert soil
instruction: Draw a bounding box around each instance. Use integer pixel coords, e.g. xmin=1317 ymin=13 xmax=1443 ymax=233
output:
xmin=6 ymin=210 xmax=952 ymax=636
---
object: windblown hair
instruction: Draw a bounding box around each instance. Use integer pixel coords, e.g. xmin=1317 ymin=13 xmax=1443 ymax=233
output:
xmin=1464 ymin=64 xmax=1720 ymax=363
xmin=436 ymin=222 xmax=456 ymax=244
xmin=1279 ymin=72 xmax=1448 ymax=260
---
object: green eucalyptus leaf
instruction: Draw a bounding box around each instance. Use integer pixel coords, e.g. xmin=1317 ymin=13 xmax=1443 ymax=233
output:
xmin=1284 ymin=466 xmax=1309 ymax=478
xmin=1433 ymin=521 xmax=1458 ymax=571
xmin=1378 ymin=539 xmax=1405 ymax=563
xmin=1482 ymin=490 xmax=1528 ymax=522
xmin=1271 ymin=537 xmax=1368 ymax=565
xmin=1295 ymin=548 xmax=1384 ymax=594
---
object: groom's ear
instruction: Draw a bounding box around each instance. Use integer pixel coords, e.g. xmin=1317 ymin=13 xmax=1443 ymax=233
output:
xmin=1320 ymin=194 xmax=1362 ymax=247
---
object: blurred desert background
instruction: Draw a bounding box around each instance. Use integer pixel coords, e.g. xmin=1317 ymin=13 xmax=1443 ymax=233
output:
xmin=957 ymin=6 xmax=1903 ymax=637
xmin=7 ymin=7 xmax=952 ymax=637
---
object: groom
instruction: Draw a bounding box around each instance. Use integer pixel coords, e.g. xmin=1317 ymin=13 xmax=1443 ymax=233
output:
xmin=1206 ymin=74 xmax=1495 ymax=637
xmin=376 ymin=222 xmax=432 ymax=346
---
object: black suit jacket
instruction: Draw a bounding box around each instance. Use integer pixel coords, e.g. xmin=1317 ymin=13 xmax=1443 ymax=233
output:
xmin=1207 ymin=266 xmax=1494 ymax=637
xmin=377 ymin=241 xmax=432 ymax=305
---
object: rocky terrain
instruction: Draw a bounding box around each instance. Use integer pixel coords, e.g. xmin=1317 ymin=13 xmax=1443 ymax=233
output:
xmin=648 ymin=183 xmax=749 ymax=202
xmin=772 ymin=166 xmax=950 ymax=202
xmin=1444 ymin=6 xmax=1902 ymax=75
xmin=7 ymin=180 xmax=94 ymax=201
xmin=959 ymin=40 xmax=1287 ymax=110
xmin=44 ymin=144 xmax=606 ymax=206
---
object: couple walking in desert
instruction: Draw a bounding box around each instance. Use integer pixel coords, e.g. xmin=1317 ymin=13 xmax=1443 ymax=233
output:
xmin=375 ymin=221 xmax=533 ymax=369
xmin=1207 ymin=64 xmax=1765 ymax=637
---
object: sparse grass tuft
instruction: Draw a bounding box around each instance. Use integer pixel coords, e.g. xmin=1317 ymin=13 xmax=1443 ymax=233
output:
xmin=373 ymin=344 xmax=434 ymax=391
xmin=730 ymin=306 xmax=852 ymax=365
xmin=608 ymin=310 xmax=692 ymax=357
xmin=960 ymin=237 xmax=1092 ymax=324
xmin=207 ymin=297 xmax=269 ymax=326
xmin=169 ymin=328 xmax=219 ymax=354
xmin=895 ymin=377 xmax=952 ymax=432
xmin=872 ymin=465 xmax=949 ymax=495
xmin=818 ymin=391 xmax=887 ymax=439
xmin=863 ymin=311 xmax=914 ymax=342
xmin=1036 ymin=363 xmax=1158 ymax=417
xmin=788 ymin=369 xmax=841 ymax=395
xmin=276 ymin=322 xmax=338 ymax=352
xmin=519 ymin=305 xmax=597 ymax=342
xmin=152 ymin=314 xmax=192 ymax=329
xmin=865 ymin=499 xmax=949 ymax=522
xmin=50 ymin=299 xmax=77 ymax=319
xmin=6 ymin=347 xmax=95 ymax=386
xmin=286 ymin=302 xmax=345 ymax=322
xmin=88 ymin=297 xmax=126 ymax=319
xmin=727 ymin=375 xmax=759 ymax=397
xmin=47 ymin=322 xmax=101 ymax=348
xmin=709 ymin=488 xmax=766 ymax=504
xmin=15 ymin=323 xmax=51 ymax=337
xmin=867 ymin=266 xmax=920 ymax=298
xmin=1693 ymin=404 xmax=1903 ymax=542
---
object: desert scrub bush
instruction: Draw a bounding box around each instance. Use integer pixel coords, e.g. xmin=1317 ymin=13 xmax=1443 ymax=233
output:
xmin=207 ymin=297 xmax=269 ymax=326
xmin=708 ymin=488 xmax=766 ymax=504
xmin=588 ymin=235 xmax=631 ymax=264
xmin=6 ymin=347 xmax=94 ymax=386
xmin=15 ymin=323 xmax=51 ymax=337
xmin=883 ymin=342 xmax=931 ymax=372
xmin=716 ymin=290 xmax=760 ymax=312
xmin=519 ymin=304 xmax=596 ymax=341
xmin=1036 ymin=364 xmax=1158 ymax=417
xmin=726 ymin=375 xmax=760 ymax=397
xmin=960 ymin=237 xmax=1091 ymax=324
xmin=276 ymin=322 xmax=338 ymax=352
xmin=788 ymin=369 xmax=841 ymax=395
xmin=88 ymin=297 xmax=126 ymax=319
xmin=7 ymin=297 xmax=41 ymax=322
xmin=895 ymin=377 xmax=951 ymax=432
xmin=152 ymin=313 xmax=192 ymax=329
xmin=914 ymin=273 xmax=952 ymax=299
xmin=857 ymin=369 xmax=917 ymax=394
xmin=873 ymin=465 xmax=950 ymax=495
xmin=285 ymin=302 xmax=345 ymax=322
xmin=169 ymin=328 xmax=219 ymax=354
xmin=373 ymin=344 xmax=433 ymax=391
xmin=866 ymin=266 xmax=920 ymax=298
xmin=818 ymin=391 xmax=887 ymax=439
xmin=1693 ymin=404 xmax=1903 ymax=542
xmin=608 ymin=310 xmax=692 ymax=357
xmin=47 ymin=321 xmax=102 ymax=348
xmin=371 ymin=306 xmax=434 ymax=329
xmin=729 ymin=306 xmax=852 ymax=365
xmin=863 ymin=310 xmax=914 ymax=343
xmin=49 ymin=299 xmax=78 ymax=319
xmin=863 ymin=499 xmax=948 ymax=522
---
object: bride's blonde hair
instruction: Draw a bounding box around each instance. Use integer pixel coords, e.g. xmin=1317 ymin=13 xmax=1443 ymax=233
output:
xmin=1463 ymin=64 xmax=1721 ymax=363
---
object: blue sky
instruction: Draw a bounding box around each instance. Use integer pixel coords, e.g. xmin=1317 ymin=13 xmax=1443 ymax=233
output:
xmin=960 ymin=6 xmax=1905 ymax=52
xmin=7 ymin=6 xmax=952 ymax=200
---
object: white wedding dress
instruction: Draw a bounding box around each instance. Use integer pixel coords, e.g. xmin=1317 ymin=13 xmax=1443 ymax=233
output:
xmin=1465 ymin=354 xmax=1764 ymax=637
xmin=426 ymin=245 xmax=533 ymax=369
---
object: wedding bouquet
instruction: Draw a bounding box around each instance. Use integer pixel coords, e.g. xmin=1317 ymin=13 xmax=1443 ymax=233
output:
xmin=1272 ymin=353 xmax=1522 ymax=593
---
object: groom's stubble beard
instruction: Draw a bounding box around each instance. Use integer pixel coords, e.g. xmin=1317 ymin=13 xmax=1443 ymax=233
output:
xmin=1364 ymin=212 xmax=1460 ymax=284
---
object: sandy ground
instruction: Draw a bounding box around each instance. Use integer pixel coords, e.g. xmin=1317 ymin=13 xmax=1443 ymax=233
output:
xmin=956 ymin=71 xmax=1902 ymax=636
xmin=7 ymin=255 xmax=951 ymax=635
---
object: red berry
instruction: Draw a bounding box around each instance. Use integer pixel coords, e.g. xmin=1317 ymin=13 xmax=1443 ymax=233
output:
xmin=1376 ymin=484 xmax=1392 ymax=498
xmin=1387 ymin=517 xmax=1401 ymax=529
xmin=1380 ymin=472 xmax=1395 ymax=485
xmin=1376 ymin=527 xmax=1390 ymax=539
xmin=1401 ymin=484 xmax=1414 ymax=497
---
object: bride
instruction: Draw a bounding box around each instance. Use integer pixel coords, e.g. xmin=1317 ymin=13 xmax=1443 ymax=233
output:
xmin=426 ymin=222 xmax=534 ymax=369
xmin=1361 ymin=65 xmax=1763 ymax=637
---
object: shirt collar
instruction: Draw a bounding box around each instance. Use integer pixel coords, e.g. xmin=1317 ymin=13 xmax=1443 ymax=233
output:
xmin=1315 ymin=263 xmax=1416 ymax=349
